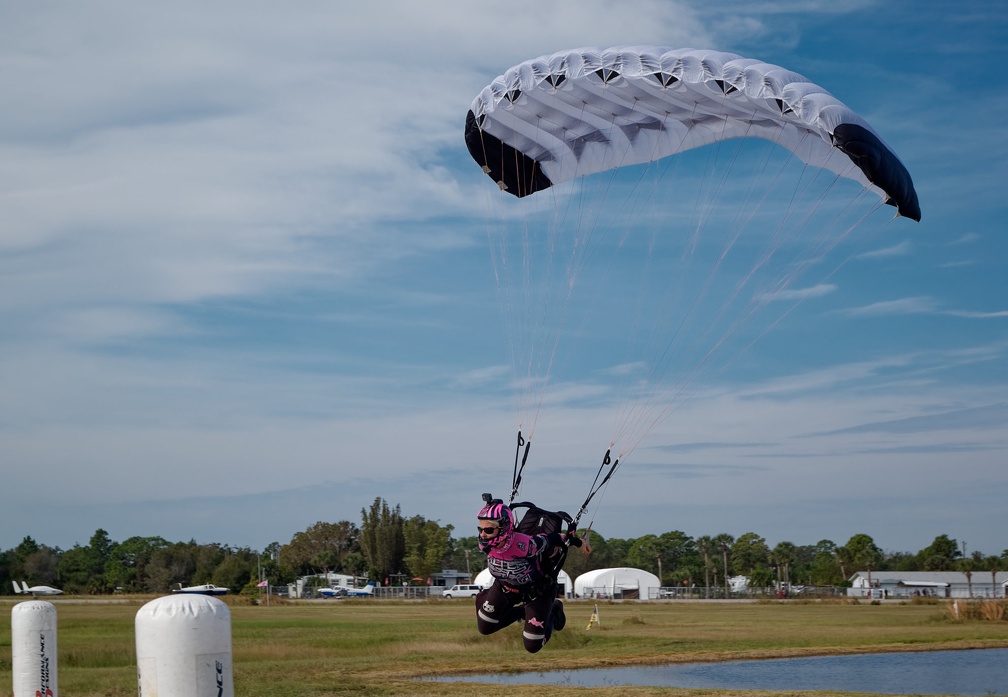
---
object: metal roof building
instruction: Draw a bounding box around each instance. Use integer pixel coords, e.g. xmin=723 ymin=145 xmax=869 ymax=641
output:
xmin=849 ymin=571 xmax=1008 ymax=599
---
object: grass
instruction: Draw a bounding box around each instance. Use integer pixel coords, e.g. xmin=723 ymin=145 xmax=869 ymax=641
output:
xmin=2 ymin=596 xmax=1007 ymax=696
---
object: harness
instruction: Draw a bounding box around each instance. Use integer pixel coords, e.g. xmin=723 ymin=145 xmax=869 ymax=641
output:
xmin=482 ymin=428 xmax=618 ymax=602
xmin=483 ymin=495 xmax=577 ymax=602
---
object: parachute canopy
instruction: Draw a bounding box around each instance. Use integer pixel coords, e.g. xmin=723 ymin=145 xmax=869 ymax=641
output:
xmin=465 ymin=46 xmax=920 ymax=221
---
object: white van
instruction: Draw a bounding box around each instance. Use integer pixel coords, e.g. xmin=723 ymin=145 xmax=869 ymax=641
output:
xmin=442 ymin=584 xmax=481 ymax=598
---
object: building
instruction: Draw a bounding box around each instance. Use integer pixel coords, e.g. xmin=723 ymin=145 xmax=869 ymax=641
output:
xmin=848 ymin=571 xmax=1008 ymax=599
xmin=574 ymin=567 xmax=661 ymax=600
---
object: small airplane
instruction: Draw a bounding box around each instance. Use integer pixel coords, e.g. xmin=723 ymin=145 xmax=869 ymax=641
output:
xmin=344 ymin=582 xmax=376 ymax=597
xmin=12 ymin=580 xmax=63 ymax=597
xmin=171 ymin=582 xmax=229 ymax=596
xmin=318 ymin=587 xmax=347 ymax=598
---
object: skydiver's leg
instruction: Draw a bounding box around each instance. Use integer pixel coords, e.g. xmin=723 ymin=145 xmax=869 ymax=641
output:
xmin=475 ymin=582 xmax=523 ymax=636
xmin=521 ymin=590 xmax=558 ymax=653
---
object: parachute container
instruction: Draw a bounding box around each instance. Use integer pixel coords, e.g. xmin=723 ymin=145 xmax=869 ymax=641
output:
xmin=11 ymin=600 xmax=58 ymax=697
xmin=135 ymin=594 xmax=234 ymax=697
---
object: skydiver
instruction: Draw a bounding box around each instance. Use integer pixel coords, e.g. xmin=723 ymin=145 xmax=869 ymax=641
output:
xmin=474 ymin=499 xmax=590 ymax=652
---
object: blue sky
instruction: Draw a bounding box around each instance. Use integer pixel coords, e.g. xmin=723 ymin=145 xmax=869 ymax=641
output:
xmin=2 ymin=1 xmax=1006 ymax=560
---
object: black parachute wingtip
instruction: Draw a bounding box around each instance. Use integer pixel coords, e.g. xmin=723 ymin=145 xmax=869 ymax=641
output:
xmin=465 ymin=110 xmax=553 ymax=198
xmin=833 ymin=123 xmax=920 ymax=222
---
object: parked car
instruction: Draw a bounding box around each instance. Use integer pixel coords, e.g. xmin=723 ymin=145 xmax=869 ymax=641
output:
xmin=442 ymin=584 xmax=482 ymax=598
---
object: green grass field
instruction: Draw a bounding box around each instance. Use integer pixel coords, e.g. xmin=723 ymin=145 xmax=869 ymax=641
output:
xmin=3 ymin=597 xmax=1006 ymax=696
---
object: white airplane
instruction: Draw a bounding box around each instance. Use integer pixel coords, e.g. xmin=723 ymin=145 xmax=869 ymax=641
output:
xmin=345 ymin=582 xmax=376 ymax=597
xmin=12 ymin=580 xmax=63 ymax=597
xmin=171 ymin=582 xmax=229 ymax=596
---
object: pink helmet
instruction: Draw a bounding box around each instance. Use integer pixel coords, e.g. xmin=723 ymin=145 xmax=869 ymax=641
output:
xmin=477 ymin=500 xmax=514 ymax=536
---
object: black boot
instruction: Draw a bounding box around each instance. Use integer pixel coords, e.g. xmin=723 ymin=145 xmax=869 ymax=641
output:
xmin=551 ymin=599 xmax=566 ymax=631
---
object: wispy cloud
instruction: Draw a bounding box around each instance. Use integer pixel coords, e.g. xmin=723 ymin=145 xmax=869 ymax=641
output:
xmin=813 ymin=403 xmax=1008 ymax=437
xmin=840 ymin=296 xmax=938 ymax=316
xmin=767 ymin=283 xmax=837 ymax=301
xmin=840 ymin=297 xmax=1008 ymax=319
xmin=855 ymin=241 xmax=912 ymax=260
xmin=944 ymin=309 xmax=1008 ymax=319
xmin=948 ymin=233 xmax=980 ymax=245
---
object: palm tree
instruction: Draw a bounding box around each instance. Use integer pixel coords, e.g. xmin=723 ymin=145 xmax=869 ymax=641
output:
xmin=772 ymin=541 xmax=797 ymax=591
xmin=957 ymin=558 xmax=975 ymax=598
xmin=696 ymin=535 xmax=714 ymax=599
xmin=983 ymin=555 xmax=1001 ymax=598
xmin=835 ymin=544 xmax=851 ymax=583
xmin=844 ymin=534 xmax=882 ymax=594
xmin=713 ymin=534 xmax=734 ymax=598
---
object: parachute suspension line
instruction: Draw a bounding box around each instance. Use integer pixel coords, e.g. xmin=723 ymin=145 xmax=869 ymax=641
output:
xmin=509 ymin=429 xmax=531 ymax=504
xmin=609 ymin=103 xmax=749 ymax=451
xmin=607 ymin=115 xmax=826 ymax=458
xmin=729 ymin=201 xmax=883 ymax=375
xmin=699 ymin=129 xmax=817 ymax=336
xmin=606 ymin=110 xmax=718 ymax=448
xmin=700 ymin=193 xmax=884 ymax=417
xmin=628 ymin=115 xmax=858 ymax=451
xmin=488 ymin=114 xmax=567 ymax=440
xmin=523 ymin=179 xmax=577 ymax=440
xmin=513 ymin=101 xmax=622 ymax=440
xmin=475 ymin=126 xmax=526 ymax=431
xmin=515 ymin=101 xmax=646 ymax=445
xmin=619 ymin=140 xmax=888 ymax=457
xmin=619 ymin=134 xmax=816 ymax=454
xmin=738 ymin=149 xmax=855 ymax=315
xmin=572 ymin=448 xmax=621 ymax=528
xmin=608 ymin=112 xmax=692 ymax=440
xmin=567 ymin=102 xmax=638 ymax=282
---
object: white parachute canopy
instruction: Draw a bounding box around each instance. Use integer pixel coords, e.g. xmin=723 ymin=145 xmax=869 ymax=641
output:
xmin=466 ymin=46 xmax=918 ymax=220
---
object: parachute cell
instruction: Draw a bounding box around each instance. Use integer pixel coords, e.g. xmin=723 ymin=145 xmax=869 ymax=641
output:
xmin=465 ymin=46 xmax=920 ymax=221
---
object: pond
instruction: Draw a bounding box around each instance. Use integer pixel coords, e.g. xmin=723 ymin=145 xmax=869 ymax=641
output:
xmin=432 ymin=648 xmax=1008 ymax=695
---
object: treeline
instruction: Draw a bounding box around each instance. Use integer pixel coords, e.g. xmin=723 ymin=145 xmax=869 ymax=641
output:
xmin=3 ymin=496 xmax=1007 ymax=595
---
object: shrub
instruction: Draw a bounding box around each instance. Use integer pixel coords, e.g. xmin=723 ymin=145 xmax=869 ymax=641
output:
xmin=944 ymin=599 xmax=1008 ymax=622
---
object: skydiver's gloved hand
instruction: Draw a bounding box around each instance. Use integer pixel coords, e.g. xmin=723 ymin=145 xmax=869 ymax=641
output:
xmin=479 ymin=539 xmax=495 ymax=553
xmin=546 ymin=532 xmax=564 ymax=549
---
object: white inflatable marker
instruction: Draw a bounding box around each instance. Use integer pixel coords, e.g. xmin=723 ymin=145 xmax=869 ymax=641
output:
xmin=12 ymin=600 xmax=58 ymax=697
xmin=135 ymin=593 xmax=234 ymax=697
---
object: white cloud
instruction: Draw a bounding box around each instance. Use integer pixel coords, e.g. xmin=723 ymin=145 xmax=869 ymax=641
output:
xmin=855 ymin=241 xmax=912 ymax=260
xmin=0 ymin=1 xmax=1005 ymax=557
xmin=767 ymin=283 xmax=837 ymax=301
xmin=841 ymin=296 xmax=939 ymax=317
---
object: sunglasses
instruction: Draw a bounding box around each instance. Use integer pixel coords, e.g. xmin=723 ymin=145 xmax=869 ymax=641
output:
xmin=477 ymin=526 xmax=499 ymax=535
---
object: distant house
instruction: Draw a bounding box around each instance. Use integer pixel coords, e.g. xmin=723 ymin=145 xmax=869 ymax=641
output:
xmin=433 ymin=569 xmax=472 ymax=588
xmin=848 ymin=571 xmax=1008 ymax=599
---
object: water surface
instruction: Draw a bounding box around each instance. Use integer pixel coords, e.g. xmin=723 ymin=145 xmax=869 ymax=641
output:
xmin=434 ymin=648 xmax=1008 ymax=695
